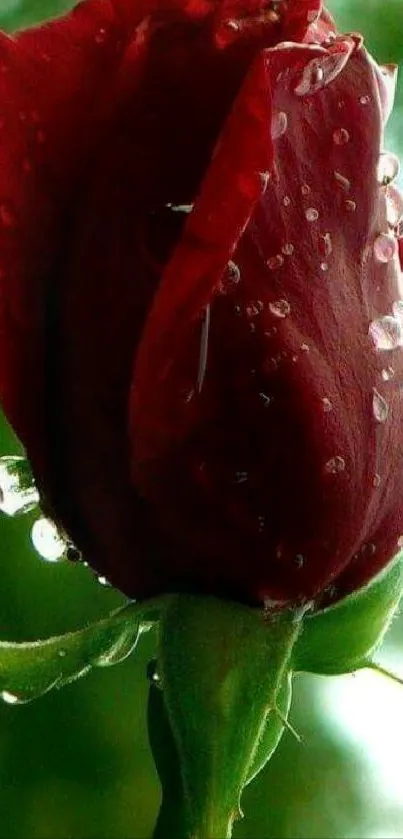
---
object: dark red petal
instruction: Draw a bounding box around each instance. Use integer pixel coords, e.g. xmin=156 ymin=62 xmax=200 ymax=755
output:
xmin=0 ymin=0 xmax=145 ymax=476
xmin=132 ymin=40 xmax=403 ymax=604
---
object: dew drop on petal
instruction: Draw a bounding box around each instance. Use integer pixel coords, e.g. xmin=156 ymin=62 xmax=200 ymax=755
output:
xmin=373 ymin=473 xmax=381 ymax=488
xmin=267 ymin=254 xmax=284 ymax=270
xmin=95 ymin=27 xmax=107 ymax=44
xmin=269 ymin=299 xmax=291 ymax=318
xmin=305 ymin=207 xmax=319 ymax=222
xmin=0 ymin=456 xmax=39 ymax=517
xmin=283 ymin=195 xmax=291 ymax=207
xmin=392 ymin=300 xmax=403 ymax=323
xmin=381 ymin=366 xmax=395 ymax=381
xmin=359 ymin=94 xmax=370 ymax=105
xmin=259 ymin=171 xmax=270 ymax=191
xmin=271 ymin=110 xmax=288 ymax=140
xmin=319 ymin=233 xmax=333 ymax=257
xmin=235 ymin=471 xmax=248 ymax=484
xmin=386 ymin=185 xmax=403 ymax=227
xmin=344 ymin=199 xmax=356 ymax=213
xmin=322 ymin=397 xmax=333 ymax=412
xmin=259 ymin=392 xmax=272 ymax=408
xmin=377 ymin=152 xmax=400 ymax=186
xmin=31 ymin=517 xmax=66 ymax=562
xmin=320 ymin=262 xmax=329 ymax=272
xmin=333 ymin=170 xmax=351 ymax=191
xmin=373 ymin=232 xmax=397 ymax=263
xmin=300 ymin=342 xmax=310 ymax=353
xmin=282 ymin=243 xmax=294 ymax=256
xmin=301 ymin=184 xmax=311 ymax=196
xmin=295 ymin=554 xmax=305 ymax=568
xmin=372 ymin=388 xmax=389 ymax=423
xmin=325 ymin=456 xmax=346 ymax=474
xmin=227 ymin=260 xmax=241 ymax=284
xmin=333 ymin=127 xmax=350 ymax=145
xmin=166 ymin=203 xmax=194 ymax=213
xmin=369 ymin=315 xmax=403 ymax=350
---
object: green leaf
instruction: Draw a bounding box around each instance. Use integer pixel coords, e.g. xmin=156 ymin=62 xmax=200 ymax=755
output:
xmin=293 ymin=551 xmax=403 ymax=675
xmin=0 ymin=599 xmax=164 ymax=705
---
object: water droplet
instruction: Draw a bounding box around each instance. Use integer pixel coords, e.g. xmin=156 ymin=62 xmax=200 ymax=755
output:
xmin=373 ymin=389 xmax=389 ymax=423
xmin=322 ymin=397 xmax=333 ymax=412
xmin=294 ymin=50 xmax=351 ymax=97
xmin=259 ymin=392 xmax=272 ymax=408
xmin=301 ymin=184 xmax=311 ymax=196
xmin=58 ymin=649 xmax=67 ymax=658
xmin=369 ymin=315 xmax=403 ymax=350
xmin=259 ymin=171 xmax=270 ymax=191
xmin=320 ymin=262 xmax=329 ymax=272
xmin=267 ymin=254 xmax=284 ymax=270
xmin=300 ymin=342 xmax=310 ymax=353
xmin=385 ymin=185 xmax=403 ymax=227
xmin=147 ymin=659 xmax=162 ymax=687
xmin=373 ymin=473 xmax=381 ymax=488
xmin=98 ymin=575 xmax=111 ymax=586
xmin=282 ymin=243 xmax=294 ymax=256
xmin=305 ymin=207 xmax=319 ymax=222
xmin=333 ymin=127 xmax=350 ymax=145
xmin=377 ymin=152 xmax=400 ymax=186
xmin=295 ymin=554 xmax=305 ymax=568
xmin=95 ymin=27 xmax=107 ymax=44
xmin=271 ymin=110 xmax=288 ymax=140
xmin=283 ymin=195 xmax=291 ymax=207
xmin=166 ymin=203 xmax=194 ymax=213
xmin=392 ymin=300 xmax=403 ymax=323
xmin=269 ymin=299 xmax=291 ymax=318
xmin=31 ymin=517 xmax=66 ymax=562
xmin=333 ymin=170 xmax=351 ymax=191
xmin=235 ymin=471 xmax=248 ymax=484
xmin=319 ymin=232 xmax=333 ymax=257
xmin=398 ymin=535 xmax=403 ymax=549
xmin=66 ymin=544 xmax=82 ymax=562
xmin=0 ymin=456 xmax=39 ymax=517
xmin=344 ymin=199 xmax=356 ymax=213
xmin=0 ymin=203 xmax=15 ymax=228
xmin=359 ymin=94 xmax=370 ymax=105
xmin=325 ymin=456 xmax=346 ymax=474
xmin=373 ymin=232 xmax=397 ymax=263
xmin=227 ymin=260 xmax=240 ymax=284
xmin=1 ymin=691 xmax=22 ymax=706
xmin=294 ymin=59 xmax=324 ymax=96
xmin=381 ymin=366 xmax=395 ymax=382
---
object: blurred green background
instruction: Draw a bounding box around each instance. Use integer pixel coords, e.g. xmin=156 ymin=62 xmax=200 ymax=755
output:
xmin=0 ymin=0 xmax=403 ymax=836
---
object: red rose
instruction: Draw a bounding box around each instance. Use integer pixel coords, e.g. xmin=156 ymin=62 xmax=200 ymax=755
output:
xmin=0 ymin=0 xmax=402 ymax=607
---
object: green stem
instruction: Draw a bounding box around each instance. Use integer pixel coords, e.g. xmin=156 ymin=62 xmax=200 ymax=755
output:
xmin=148 ymin=683 xmax=190 ymax=839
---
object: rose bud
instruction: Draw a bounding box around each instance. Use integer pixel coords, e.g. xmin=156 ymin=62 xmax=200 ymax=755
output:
xmin=0 ymin=0 xmax=402 ymax=610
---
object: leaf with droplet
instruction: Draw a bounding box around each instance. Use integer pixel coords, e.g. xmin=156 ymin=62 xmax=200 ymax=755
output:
xmin=0 ymin=599 xmax=165 ymax=705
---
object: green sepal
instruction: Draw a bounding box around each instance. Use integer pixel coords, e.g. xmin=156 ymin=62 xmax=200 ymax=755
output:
xmin=244 ymin=670 xmax=292 ymax=786
xmin=0 ymin=598 xmax=165 ymax=705
xmin=158 ymin=595 xmax=303 ymax=839
xmin=293 ymin=551 xmax=403 ymax=675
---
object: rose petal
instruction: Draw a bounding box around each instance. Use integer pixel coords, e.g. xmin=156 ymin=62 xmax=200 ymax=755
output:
xmin=132 ymin=40 xmax=403 ymax=603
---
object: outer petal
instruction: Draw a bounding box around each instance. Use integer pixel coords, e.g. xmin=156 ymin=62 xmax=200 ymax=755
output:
xmin=38 ymin=2 xmax=319 ymax=595
xmin=132 ymin=40 xmax=403 ymax=605
xmin=0 ymin=0 xmax=146 ymax=475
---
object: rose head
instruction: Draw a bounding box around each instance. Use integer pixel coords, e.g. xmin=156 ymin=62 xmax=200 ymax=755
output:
xmin=0 ymin=0 xmax=402 ymax=607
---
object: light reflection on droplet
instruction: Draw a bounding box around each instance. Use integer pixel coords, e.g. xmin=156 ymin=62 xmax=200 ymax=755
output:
xmin=325 ymin=456 xmax=346 ymax=474
xmin=377 ymin=152 xmax=400 ymax=186
xmin=333 ymin=127 xmax=350 ymax=145
xmin=269 ymin=299 xmax=291 ymax=318
xmin=0 ymin=456 xmax=39 ymax=517
xmin=267 ymin=254 xmax=284 ymax=270
xmin=271 ymin=110 xmax=288 ymax=140
xmin=305 ymin=207 xmax=319 ymax=222
xmin=373 ymin=233 xmax=397 ymax=263
xmin=372 ymin=389 xmax=389 ymax=423
xmin=369 ymin=315 xmax=403 ymax=350
xmin=31 ymin=517 xmax=66 ymax=562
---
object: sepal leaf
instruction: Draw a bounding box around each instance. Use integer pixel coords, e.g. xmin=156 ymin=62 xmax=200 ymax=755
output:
xmin=293 ymin=551 xmax=403 ymax=675
xmin=0 ymin=599 xmax=163 ymax=705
